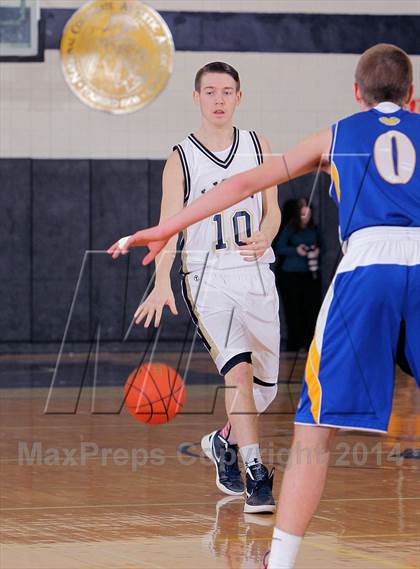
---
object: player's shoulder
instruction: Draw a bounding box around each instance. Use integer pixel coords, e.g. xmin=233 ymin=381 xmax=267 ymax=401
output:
xmin=241 ymin=128 xmax=266 ymax=140
xmin=338 ymin=107 xmax=419 ymax=125
xmin=241 ymin=129 xmax=272 ymax=152
xmin=172 ymin=134 xmax=191 ymax=152
xmin=335 ymin=110 xmax=369 ymax=127
xmin=165 ymin=145 xmax=185 ymax=172
xmin=402 ymin=109 xmax=420 ymax=126
xmin=336 ymin=109 xmax=420 ymax=142
xmin=253 ymin=132 xmax=271 ymax=149
xmin=408 ymin=109 xmax=420 ymax=120
xmin=170 ymin=134 xmax=196 ymax=166
xmin=166 ymin=137 xmax=189 ymax=168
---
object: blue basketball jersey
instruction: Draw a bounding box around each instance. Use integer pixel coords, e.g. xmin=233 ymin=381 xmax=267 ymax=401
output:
xmin=329 ymin=103 xmax=420 ymax=241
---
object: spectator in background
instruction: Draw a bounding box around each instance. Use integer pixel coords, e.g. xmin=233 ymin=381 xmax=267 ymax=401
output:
xmin=274 ymin=198 xmax=321 ymax=352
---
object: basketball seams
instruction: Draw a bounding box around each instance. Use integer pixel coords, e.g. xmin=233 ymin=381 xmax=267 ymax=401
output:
xmin=124 ymin=365 xmax=186 ymax=424
xmin=167 ymin=367 xmax=185 ymax=411
xmin=170 ymin=385 xmax=184 ymax=408
xmin=126 ymin=381 xmax=185 ymax=407
xmin=167 ymin=366 xmax=182 ymax=416
xmin=144 ymin=365 xmax=170 ymax=422
xmin=166 ymin=366 xmax=176 ymax=418
xmin=125 ymin=382 xmax=153 ymax=423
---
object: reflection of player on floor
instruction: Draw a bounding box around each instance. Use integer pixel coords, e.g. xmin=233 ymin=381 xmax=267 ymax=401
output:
xmin=203 ymin=495 xmax=273 ymax=568
xmin=109 ymin=44 xmax=420 ymax=568
xmin=131 ymin=62 xmax=281 ymax=513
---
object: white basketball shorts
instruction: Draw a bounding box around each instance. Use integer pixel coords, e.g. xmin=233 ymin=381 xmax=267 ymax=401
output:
xmin=181 ymin=264 xmax=280 ymax=385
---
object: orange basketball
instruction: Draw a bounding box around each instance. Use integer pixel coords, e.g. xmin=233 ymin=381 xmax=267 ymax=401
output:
xmin=124 ymin=363 xmax=186 ymax=425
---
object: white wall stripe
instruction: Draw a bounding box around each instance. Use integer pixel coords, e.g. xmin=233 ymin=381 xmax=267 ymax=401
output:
xmin=1 ymin=49 xmax=419 ymax=159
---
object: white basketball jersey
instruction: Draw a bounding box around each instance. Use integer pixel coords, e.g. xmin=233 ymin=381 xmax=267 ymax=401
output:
xmin=174 ymin=128 xmax=275 ymax=272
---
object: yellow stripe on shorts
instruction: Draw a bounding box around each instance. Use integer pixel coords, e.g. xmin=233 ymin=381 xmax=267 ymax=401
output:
xmin=305 ymin=338 xmax=322 ymax=423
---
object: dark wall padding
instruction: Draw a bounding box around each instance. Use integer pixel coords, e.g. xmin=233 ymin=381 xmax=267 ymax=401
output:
xmin=0 ymin=159 xmax=199 ymax=344
xmin=90 ymin=160 xmax=151 ymax=343
xmin=0 ymin=160 xmax=32 ymax=341
xmin=32 ymin=160 xmax=90 ymax=341
xmin=40 ymin=9 xmax=420 ymax=55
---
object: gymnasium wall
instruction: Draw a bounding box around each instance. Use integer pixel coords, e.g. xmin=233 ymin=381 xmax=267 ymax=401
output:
xmin=2 ymin=3 xmax=419 ymax=158
xmin=0 ymin=0 xmax=419 ymax=346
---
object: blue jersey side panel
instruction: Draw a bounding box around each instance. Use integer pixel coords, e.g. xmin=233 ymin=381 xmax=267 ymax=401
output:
xmin=330 ymin=108 xmax=420 ymax=240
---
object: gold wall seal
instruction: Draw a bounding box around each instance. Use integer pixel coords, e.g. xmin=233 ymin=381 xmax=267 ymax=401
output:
xmin=60 ymin=0 xmax=174 ymax=114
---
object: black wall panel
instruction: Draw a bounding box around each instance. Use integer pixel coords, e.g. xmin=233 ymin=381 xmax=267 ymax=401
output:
xmin=32 ymin=160 xmax=90 ymax=342
xmin=42 ymin=9 xmax=420 ymax=55
xmin=90 ymin=160 xmax=151 ymax=342
xmin=0 ymin=159 xmax=31 ymax=341
xmin=0 ymin=159 xmax=340 ymax=346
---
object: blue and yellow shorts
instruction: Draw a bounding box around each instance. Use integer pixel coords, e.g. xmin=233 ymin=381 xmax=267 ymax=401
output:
xmin=295 ymin=227 xmax=420 ymax=433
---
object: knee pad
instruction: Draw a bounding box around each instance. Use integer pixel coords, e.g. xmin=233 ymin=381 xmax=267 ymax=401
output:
xmin=253 ymin=382 xmax=278 ymax=414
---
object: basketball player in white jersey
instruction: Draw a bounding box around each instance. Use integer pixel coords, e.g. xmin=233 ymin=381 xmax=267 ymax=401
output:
xmin=131 ymin=63 xmax=281 ymax=513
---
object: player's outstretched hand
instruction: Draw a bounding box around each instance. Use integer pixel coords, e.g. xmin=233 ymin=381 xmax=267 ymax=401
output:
xmin=238 ymin=230 xmax=270 ymax=261
xmin=107 ymin=227 xmax=169 ymax=265
xmin=134 ymin=285 xmax=178 ymax=328
xmin=107 ymin=235 xmax=133 ymax=259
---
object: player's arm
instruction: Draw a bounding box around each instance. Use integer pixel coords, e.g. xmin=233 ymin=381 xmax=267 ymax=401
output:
xmin=239 ymin=135 xmax=281 ymax=261
xmin=108 ymin=128 xmax=332 ymax=265
xmin=133 ymin=151 xmax=185 ymax=327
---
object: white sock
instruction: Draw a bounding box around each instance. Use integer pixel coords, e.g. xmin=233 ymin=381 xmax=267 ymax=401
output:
xmin=240 ymin=443 xmax=262 ymax=468
xmin=267 ymin=527 xmax=302 ymax=569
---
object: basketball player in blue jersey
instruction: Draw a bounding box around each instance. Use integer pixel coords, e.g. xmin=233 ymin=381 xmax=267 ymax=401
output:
xmin=118 ymin=62 xmax=281 ymax=513
xmin=109 ymin=43 xmax=419 ymax=568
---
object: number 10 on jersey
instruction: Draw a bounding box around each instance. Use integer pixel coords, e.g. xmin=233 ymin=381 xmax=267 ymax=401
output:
xmin=213 ymin=210 xmax=253 ymax=251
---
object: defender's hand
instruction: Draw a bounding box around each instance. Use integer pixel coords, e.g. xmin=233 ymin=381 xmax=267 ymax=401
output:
xmin=239 ymin=230 xmax=270 ymax=261
xmin=134 ymin=285 xmax=178 ymax=328
xmin=107 ymin=227 xmax=169 ymax=264
xmin=107 ymin=235 xmax=132 ymax=259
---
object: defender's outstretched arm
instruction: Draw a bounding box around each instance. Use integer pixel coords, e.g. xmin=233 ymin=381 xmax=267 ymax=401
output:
xmin=108 ymin=129 xmax=331 ymax=264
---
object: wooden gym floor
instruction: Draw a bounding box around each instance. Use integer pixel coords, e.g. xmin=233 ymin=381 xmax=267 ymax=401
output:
xmin=0 ymin=351 xmax=419 ymax=569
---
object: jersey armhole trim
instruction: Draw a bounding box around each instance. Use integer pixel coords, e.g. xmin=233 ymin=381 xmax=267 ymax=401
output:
xmin=329 ymin=123 xmax=338 ymax=164
xmin=173 ymin=144 xmax=191 ymax=203
xmin=250 ymin=131 xmax=263 ymax=165
xmin=328 ymin=123 xmax=338 ymax=197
